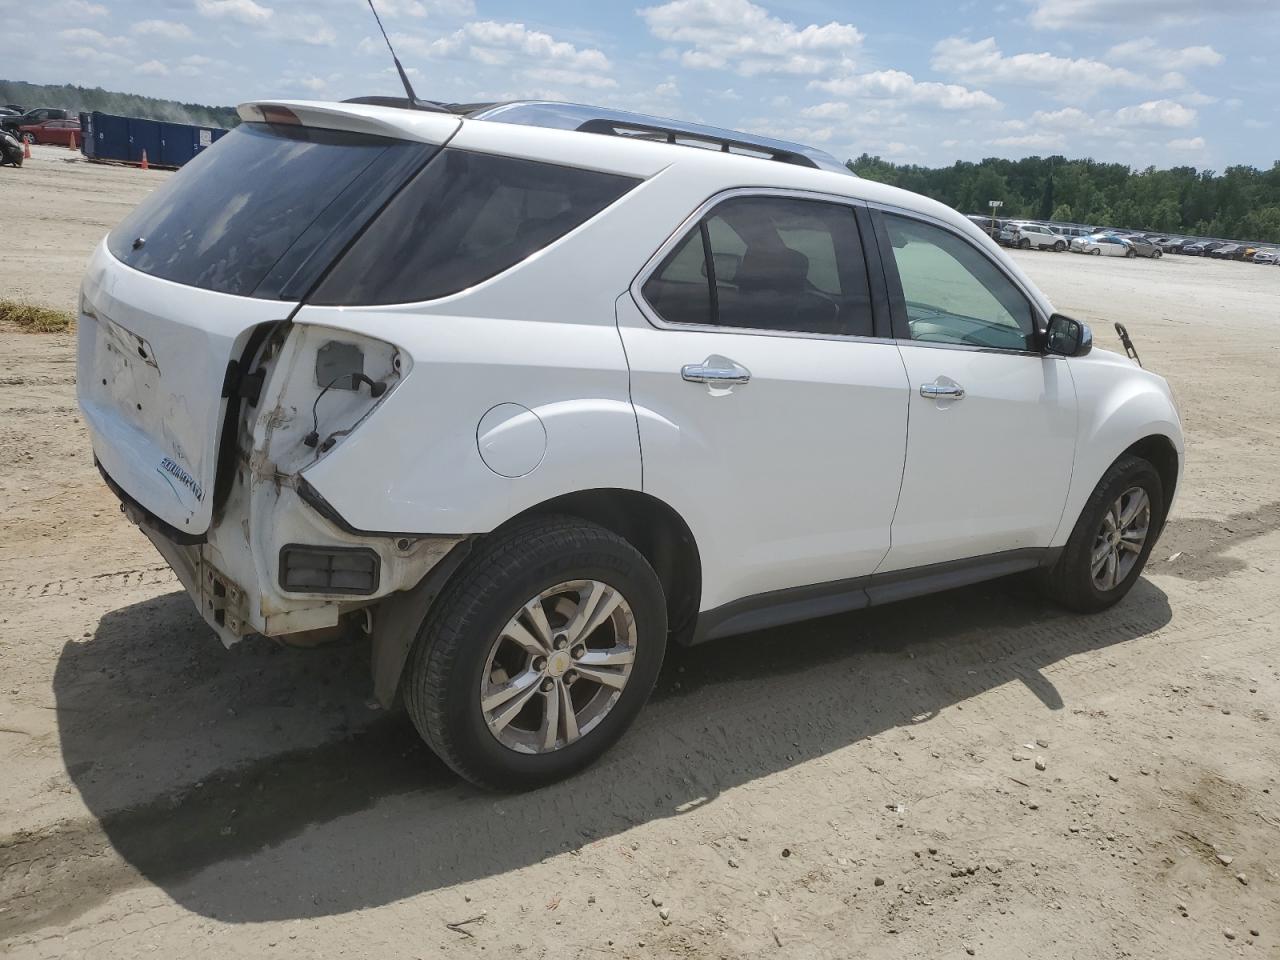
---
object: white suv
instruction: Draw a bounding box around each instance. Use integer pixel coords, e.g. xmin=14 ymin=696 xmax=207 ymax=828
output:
xmin=77 ymin=99 xmax=1183 ymax=788
xmin=1009 ymin=222 xmax=1067 ymax=252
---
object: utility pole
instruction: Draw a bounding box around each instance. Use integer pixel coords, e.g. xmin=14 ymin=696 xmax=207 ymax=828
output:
xmin=989 ymin=199 xmax=1003 ymax=238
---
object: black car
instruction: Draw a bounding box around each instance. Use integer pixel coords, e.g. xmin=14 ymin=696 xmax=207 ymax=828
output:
xmin=1209 ymin=243 xmax=1240 ymax=259
xmin=0 ymin=107 xmax=70 ymax=134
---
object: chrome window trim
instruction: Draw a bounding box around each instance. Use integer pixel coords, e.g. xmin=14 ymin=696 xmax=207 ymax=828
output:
xmin=628 ymin=186 xmax=886 ymax=344
xmin=890 ymin=338 xmax=1063 ymax=360
xmin=866 ymin=199 xmax=1051 ymax=343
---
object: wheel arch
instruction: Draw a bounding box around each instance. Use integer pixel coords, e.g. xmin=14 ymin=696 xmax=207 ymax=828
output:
xmin=1121 ymin=433 xmax=1179 ymax=533
xmin=506 ymin=488 xmax=703 ymax=645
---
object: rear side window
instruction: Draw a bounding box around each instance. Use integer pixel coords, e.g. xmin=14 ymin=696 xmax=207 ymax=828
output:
xmin=642 ymin=195 xmax=872 ymax=337
xmin=313 ymin=150 xmax=640 ymax=305
xmin=108 ymin=123 xmax=430 ymax=298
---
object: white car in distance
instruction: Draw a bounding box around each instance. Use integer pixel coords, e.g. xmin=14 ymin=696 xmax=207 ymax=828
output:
xmin=1009 ymin=222 xmax=1067 ymax=251
xmin=77 ymin=98 xmax=1184 ymax=789
xmin=1071 ymin=234 xmax=1135 ymax=257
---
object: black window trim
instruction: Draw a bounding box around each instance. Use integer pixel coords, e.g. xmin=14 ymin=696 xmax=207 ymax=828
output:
xmin=630 ymin=187 xmax=892 ymax=343
xmin=868 ymin=202 xmax=1054 ymax=358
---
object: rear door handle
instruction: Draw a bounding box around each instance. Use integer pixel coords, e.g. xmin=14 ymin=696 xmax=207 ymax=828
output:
xmin=682 ymin=355 xmax=751 ymax=385
xmin=920 ymin=382 xmax=965 ymax=400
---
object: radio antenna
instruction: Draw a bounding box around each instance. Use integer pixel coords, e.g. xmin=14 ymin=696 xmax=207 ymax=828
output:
xmin=364 ymin=0 xmax=448 ymax=113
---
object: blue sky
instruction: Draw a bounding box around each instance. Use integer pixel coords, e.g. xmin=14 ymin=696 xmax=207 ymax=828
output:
xmin=4 ymin=0 xmax=1276 ymax=168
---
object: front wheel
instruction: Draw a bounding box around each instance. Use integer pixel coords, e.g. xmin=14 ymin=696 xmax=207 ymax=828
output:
xmin=403 ymin=516 xmax=667 ymax=790
xmin=1154 ymin=249 xmax=1162 ymax=258
xmin=1090 ymin=248 xmax=1101 ymax=256
xmin=1041 ymin=455 xmax=1164 ymax=613
xmin=1126 ymin=248 xmax=1136 ymax=258
xmin=1019 ymin=238 xmax=1031 ymax=249
xmin=1054 ymin=240 xmax=1065 ymax=252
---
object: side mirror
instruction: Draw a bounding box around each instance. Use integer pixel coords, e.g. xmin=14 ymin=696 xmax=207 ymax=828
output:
xmin=1044 ymin=313 xmax=1093 ymax=357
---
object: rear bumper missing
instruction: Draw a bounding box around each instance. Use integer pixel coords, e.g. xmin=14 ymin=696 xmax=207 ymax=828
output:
xmin=98 ymin=460 xmax=465 ymax=647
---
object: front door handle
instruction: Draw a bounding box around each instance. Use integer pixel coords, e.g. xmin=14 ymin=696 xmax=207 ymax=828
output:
xmin=682 ymin=355 xmax=751 ymax=385
xmin=920 ymin=381 xmax=965 ymax=400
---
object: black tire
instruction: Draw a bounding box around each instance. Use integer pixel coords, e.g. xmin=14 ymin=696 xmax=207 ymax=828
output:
xmin=403 ymin=515 xmax=667 ymax=790
xmin=1019 ymin=238 xmax=1031 ymax=249
xmin=1154 ymin=249 xmax=1162 ymax=258
xmin=1126 ymin=248 xmax=1136 ymax=258
xmin=1090 ymin=248 xmax=1101 ymax=256
xmin=1054 ymin=240 xmax=1065 ymax=252
xmin=1041 ymin=454 xmax=1165 ymax=613
xmin=22 ymin=133 xmax=34 ymax=144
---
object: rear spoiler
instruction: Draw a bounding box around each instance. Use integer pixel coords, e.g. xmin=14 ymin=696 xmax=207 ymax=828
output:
xmin=237 ymin=100 xmax=460 ymax=145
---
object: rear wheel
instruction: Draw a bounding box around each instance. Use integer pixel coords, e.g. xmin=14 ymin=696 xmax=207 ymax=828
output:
xmin=1126 ymin=248 xmax=1136 ymax=258
xmin=1041 ymin=455 xmax=1164 ymax=613
xmin=1018 ymin=238 xmax=1031 ymax=249
xmin=403 ymin=515 xmax=667 ymax=790
xmin=1154 ymin=249 xmax=1162 ymax=258
xmin=1090 ymin=248 xmax=1101 ymax=256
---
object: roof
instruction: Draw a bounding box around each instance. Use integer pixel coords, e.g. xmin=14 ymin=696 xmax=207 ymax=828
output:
xmin=469 ymin=101 xmax=852 ymax=176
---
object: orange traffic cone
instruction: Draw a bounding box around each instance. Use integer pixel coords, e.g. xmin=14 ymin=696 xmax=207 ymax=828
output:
xmin=140 ymin=148 xmax=148 ymax=170
xmin=22 ymin=137 xmax=31 ymax=160
xmin=68 ymin=131 xmax=77 ymax=151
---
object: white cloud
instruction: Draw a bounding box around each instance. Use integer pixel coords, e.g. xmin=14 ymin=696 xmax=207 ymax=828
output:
xmin=132 ymin=19 xmax=194 ymax=40
xmin=273 ymin=11 xmax=337 ymax=46
xmin=1027 ymin=0 xmax=1245 ymax=30
xmin=524 ymin=67 xmax=618 ymax=89
xmin=1112 ymin=99 xmax=1196 ymax=128
xmin=810 ymin=69 xmax=999 ymax=110
xmin=52 ymin=0 xmax=106 ymax=16
xmin=196 ymin=0 xmax=273 ymax=25
xmin=376 ymin=0 xmax=476 ymax=16
xmin=385 ymin=21 xmax=610 ymax=74
xmin=1167 ymin=136 xmax=1206 ymax=150
xmin=991 ymin=132 xmax=1066 ymax=149
xmin=59 ymin=27 xmax=112 ymax=44
xmin=136 ymin=60 xmax=170 ymax=77
xmin=931 ymin=36 xmax=1152 ymax=97
xmin=1106 ymin=38 xmax=1223 ymax=70
xmin=638 ymin=0 xmax=863 ymax=76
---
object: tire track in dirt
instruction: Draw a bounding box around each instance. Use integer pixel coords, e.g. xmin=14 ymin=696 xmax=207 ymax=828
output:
xmin=0 ymin=566 xmax=174 ymax=601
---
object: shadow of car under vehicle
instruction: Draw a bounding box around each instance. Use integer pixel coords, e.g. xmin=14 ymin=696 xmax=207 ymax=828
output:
xmin=30 ymin=567 xmax=1172 ymax=932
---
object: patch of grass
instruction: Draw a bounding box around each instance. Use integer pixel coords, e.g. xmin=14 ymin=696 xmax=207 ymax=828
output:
xmin=0 ymin=299 xmax=75 ymax=333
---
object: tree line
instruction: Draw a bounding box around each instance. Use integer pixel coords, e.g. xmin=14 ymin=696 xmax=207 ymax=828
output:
xmin=0 ymin=80 xmax=239 ymax=130
xmin=848 ymin=153 xmax=1280 ymax=243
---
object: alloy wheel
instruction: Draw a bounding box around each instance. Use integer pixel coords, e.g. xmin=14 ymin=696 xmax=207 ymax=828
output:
xmin=1090 ymin=486 xmax=1150 ymax=591
xmin=479 ymin=579 xmax=637 ymax=754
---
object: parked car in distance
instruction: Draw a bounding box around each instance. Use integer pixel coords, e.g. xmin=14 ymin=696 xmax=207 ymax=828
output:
xmin=1071 ymin=234 xmax=1132 ymax=256
xmin=1010 ymin=223 xmax=1067 ymax=251
xmin=0 ymin=107 xmax=70 ymax=134
xmin=1122 ymin=237 xmax=1162 ymax=259
xmin=1181 ymin=240 xmax=1217 ymax=256
xmin=1251 ymin=249 xmax=1279 ymax=264
xmin=18 ymin=118 xmax=81 ymax=146
xmin=1159 ymin=238 xmax=1189 ymax=253
xmin=1208 ymin=243 xmax=1241 ymax=260
xmin=78 ymin=97 xmax=1184 ymax=789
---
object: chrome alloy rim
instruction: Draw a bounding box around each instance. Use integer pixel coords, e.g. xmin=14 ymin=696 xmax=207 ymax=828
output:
xmin=1091 ymin=486 xmax=1151 ymax=591
xmin=479 ymin=580 xmax=637 ymax=754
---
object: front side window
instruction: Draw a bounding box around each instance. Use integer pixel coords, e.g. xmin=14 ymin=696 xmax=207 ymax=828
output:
xmin=641 ymin=195 xmax=872 ymax=337
xmin=883 ymin=213 xmax=1035 ymax=351
xmin=314 ymin=149 xmax=640 ymax=305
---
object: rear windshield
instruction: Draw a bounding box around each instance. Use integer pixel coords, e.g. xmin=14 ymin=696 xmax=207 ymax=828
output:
xmin=107 ymin=122 xmax=431 ymax=298
xmin=312 ymin=149 xmax=640 ymax=305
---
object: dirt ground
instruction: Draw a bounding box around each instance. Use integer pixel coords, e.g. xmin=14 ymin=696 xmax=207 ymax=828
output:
xmin=1 ymin=144 xmax=1278 ymax=959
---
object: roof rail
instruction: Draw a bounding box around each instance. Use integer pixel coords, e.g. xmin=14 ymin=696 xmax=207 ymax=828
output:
xmin=468 ymin=101 xmax=852 ymax=176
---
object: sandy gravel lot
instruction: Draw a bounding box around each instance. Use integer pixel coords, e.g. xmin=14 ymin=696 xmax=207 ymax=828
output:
xmin=1 ymin=145 xmax=1278 ymax=959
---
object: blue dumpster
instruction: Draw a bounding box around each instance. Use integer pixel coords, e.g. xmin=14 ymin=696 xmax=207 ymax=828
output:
xmin=79 ymin=111 xmax=230 ymax=167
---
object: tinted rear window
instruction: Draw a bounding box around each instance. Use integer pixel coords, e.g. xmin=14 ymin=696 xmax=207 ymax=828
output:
xmin=312 ymin=149 xmax=640 ymax=305
xmin=107 ymin=123 xmax=430 ymax=298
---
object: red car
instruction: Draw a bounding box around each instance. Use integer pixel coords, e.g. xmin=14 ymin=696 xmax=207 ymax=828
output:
xmin=19 ymin=119 xmax=82 ymax=146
